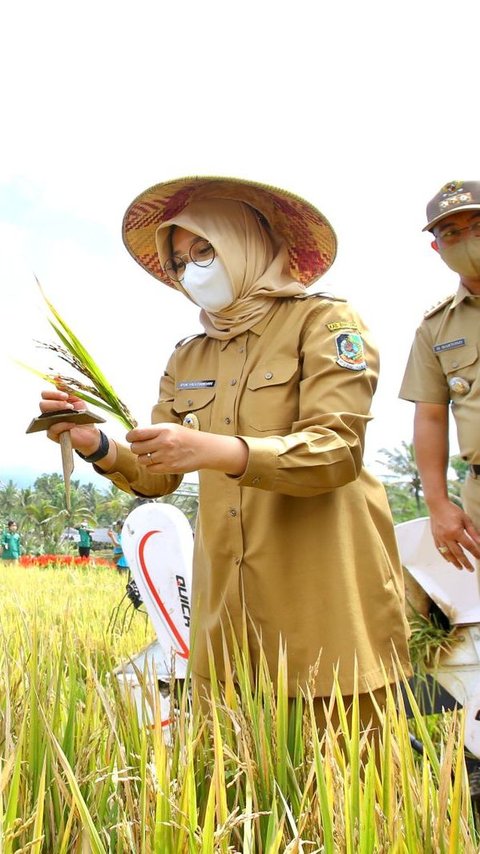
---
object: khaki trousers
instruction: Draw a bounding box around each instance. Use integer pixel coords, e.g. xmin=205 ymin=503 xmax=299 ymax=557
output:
xmin=463 ymin=472 xmax=480 ymax=531
xmin=462 ymin=473 xmax=480 ymax=573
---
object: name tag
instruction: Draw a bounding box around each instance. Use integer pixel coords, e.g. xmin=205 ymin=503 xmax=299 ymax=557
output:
xmin=326 ymin=321 xmax=359 ymax=331
xmin=177 ymin=380 xmax=216 ymax=389
xmin=433 ymin=338 xmax=465 ymax=353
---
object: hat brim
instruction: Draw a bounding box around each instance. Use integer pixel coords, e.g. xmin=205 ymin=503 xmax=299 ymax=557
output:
xmin=423 ymin=204 xmax=480 ymax=232
xmin=122 ymin=176 xmax=337 ymax=287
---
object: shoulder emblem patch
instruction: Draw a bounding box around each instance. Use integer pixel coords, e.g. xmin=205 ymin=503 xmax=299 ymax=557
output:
xmin=335 ymin=332 xmax=367 ymax=371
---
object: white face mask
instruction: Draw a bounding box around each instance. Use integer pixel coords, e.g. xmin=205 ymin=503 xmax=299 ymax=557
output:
xmin=181 ymin=256 xmax=234 ymax=312
xmin=438 ymin=238 xmax=480 ymax=278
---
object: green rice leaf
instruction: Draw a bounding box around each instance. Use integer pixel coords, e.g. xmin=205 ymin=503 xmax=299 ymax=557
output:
xmin=24 ymin=278 xmax=138 ymax=430
xmin=200 ymin=778 xmax=216 ymax=853
xmin=211 ymin=694 xmax=229 ymax=832
xmin=359 ymin=748 xmax=377 ymax=852
xmin=44 ymin=723 xmax=108 ymax=854
xmin=264 ymin=795 xmax=285 ymax=853
xmin=31 ymin=755 xmax=47 ymax=854
xmin=308 ymin=696 xmax=335 ymax=851
xmin=4 ymin=715 xmax=26 ymax=836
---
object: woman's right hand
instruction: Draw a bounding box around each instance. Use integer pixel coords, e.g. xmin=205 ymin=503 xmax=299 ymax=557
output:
xmin=39 ymin=389 xmax=103 ymax=457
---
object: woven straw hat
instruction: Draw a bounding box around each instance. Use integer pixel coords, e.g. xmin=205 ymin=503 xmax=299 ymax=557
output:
xmin=122 ymin=176 xmax=337 ymax=288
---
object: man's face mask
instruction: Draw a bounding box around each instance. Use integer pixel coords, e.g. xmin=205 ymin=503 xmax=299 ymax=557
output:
xmin=182 ymin=256 xmax=234 ymax=312
xmin=437 ymin=237 xmax=480 ymax=278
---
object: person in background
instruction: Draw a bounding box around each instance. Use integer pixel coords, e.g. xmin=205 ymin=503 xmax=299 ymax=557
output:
xmin=107 ymin=520 xmax=129 ymax=572
xmin=75 ymin=520 xmax=93 ymax=559
xmin=1 ymin=520 xmax=22 ymax=563
xmin=400 ymin=181 xmax=480 ymax=572
xmin=37 ymin=175 xmax=411 ymax=739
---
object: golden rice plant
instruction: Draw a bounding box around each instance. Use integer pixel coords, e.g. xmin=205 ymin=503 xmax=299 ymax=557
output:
xmin=1 ymin=561 xmax=479 ymax=852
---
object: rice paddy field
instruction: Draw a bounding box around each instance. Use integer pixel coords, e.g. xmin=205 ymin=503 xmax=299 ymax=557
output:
xmin=1 ymin=559 xmax=480 ymax=852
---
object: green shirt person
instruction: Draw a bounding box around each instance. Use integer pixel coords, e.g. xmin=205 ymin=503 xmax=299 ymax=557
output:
xmin=75 ymin=521 xmax=93 ymax=558
xmin=1 ymin=521 xmax=21 ymax=561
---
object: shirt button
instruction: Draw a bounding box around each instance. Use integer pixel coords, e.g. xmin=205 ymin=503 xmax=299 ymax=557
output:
xmin=224 ymin=416 xmax=231 ymax=424
xmin=451 ymin=362 xmax=459 ymax=369
xmin=230 ymin=379 xmax=237 ymax=386
xmin=187 ymin=398 xmax=194 ymax=406
xmin=229 ymin=508 xmax=237 ymax=517
xmin=264 ymin=371 xmax=273 ymax=380
xmin=234 ymin=557 xmax=241 ymax=565
xmin=239 ymin=347 xmax=245 ymax=353
xmin=252 ymin=476 xmax=261 ymax=485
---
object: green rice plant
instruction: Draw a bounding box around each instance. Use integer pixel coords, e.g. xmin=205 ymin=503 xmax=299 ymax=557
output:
xmin=1 ymin=561 xmax=480 ymax=851
xmin=19 ymin=279 xmax=136 ymax=429
xmin=409 ymin=607 xmax=458 ymax=673
xmin=407 ymin=605 xmax=461 ymax=730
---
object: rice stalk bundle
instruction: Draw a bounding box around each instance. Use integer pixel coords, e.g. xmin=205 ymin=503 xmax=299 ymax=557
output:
xmin=19 ymin=278 xmax=136 ymax=430
xmin=1 ymin=562 xmax=479 ymax=851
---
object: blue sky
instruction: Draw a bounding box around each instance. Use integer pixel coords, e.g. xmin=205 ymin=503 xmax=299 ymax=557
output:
xmin=1 ymin=0 xmax=478 ymax=487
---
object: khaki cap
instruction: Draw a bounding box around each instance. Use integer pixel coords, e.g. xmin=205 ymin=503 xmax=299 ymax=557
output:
xmin=423 ymin=180 xmax=480 ymax=232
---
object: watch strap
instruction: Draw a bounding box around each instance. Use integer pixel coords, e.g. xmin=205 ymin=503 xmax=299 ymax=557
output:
xmin=75 ymin=430 xmax=110 ymax=463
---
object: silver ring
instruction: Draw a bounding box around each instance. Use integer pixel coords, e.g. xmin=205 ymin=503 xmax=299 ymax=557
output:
xmin=438 ymin=545 xmax=449 ymax=555
xmin=147 ymin=452 xmax=152 ymax=461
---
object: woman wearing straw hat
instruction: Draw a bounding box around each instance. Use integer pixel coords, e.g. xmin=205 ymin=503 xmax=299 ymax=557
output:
xmin=39 ymin=176 xmax=410 ymax=731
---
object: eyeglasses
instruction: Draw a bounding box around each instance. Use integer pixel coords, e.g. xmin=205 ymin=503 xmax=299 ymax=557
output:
xmin=164 ymin=238 xmax=215 ymax=282
xmin=435 ymin=220 xmax=480 ymax=244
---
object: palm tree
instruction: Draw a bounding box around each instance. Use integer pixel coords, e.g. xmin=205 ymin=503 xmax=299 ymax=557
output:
xmin=33 ymin=474 xmax=94 ymax=528
xmin=377 ymin=442 xmax=423 ymax=512
xmin=21 ymin=496 xmax=66 ymax=554
xmin=79 ymin=482 xmax=103 ymax=519
xmin=161 ymin=483 xmax=199 ymax=529
xmin=99 ymin=484 xmax=138 ymax=526
xmin=0 ymin=479 xmax=21 ymax=522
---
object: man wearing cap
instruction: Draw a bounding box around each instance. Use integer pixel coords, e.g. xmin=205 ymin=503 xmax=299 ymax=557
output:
xmin=400 ymin=181 xmax=480 ymax=571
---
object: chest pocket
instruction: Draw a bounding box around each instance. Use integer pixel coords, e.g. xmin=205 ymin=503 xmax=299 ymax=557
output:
xmin=437 ymin=344 xmax=478 ymax=384
xmin=244 ymin=358 xmax=299 ymax=432
xmin=172 ymin=386 xmax=216 ymax=431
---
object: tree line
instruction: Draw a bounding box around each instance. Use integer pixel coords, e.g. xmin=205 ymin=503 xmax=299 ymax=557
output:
xmin=377 ymin=441 xmax=467 ymax=522
xmin=0 ymin=473 xmax=199 ymax=556
xmin=0 ymin=443 xmax=466 ymax=556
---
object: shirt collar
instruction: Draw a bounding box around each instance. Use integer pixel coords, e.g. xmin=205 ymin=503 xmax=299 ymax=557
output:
xmin=250 ymin=306 xmax=278 ymax=337
xmin=219 ymin=302 xmax=278 ymax=348
xmin=450 ymin=282 xmax=480 ymax=309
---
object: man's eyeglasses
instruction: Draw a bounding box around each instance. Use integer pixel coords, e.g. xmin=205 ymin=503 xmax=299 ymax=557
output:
xmin=164 ymin=238 xmax=215 ymax=282
xmin=435 ymin=220 xmax=480 ymax=244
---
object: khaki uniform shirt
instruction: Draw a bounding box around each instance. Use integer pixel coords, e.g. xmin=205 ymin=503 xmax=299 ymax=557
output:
xmin=101 ymin=296 xmax=410 ymax=695
xmin=400 ymin=284 xmax=480 ymax=464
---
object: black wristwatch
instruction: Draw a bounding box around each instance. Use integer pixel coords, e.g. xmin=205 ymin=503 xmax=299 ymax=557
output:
xmin=75 ymin=430 xmax=110 ymax=463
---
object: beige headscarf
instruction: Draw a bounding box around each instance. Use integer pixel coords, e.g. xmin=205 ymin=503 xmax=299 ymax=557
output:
xmin=155 ymin=198 xmax=307 ymax=340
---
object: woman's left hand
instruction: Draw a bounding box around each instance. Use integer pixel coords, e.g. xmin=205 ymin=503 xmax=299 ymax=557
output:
xmin=126 ymin=423 xmax=248 ymax=476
